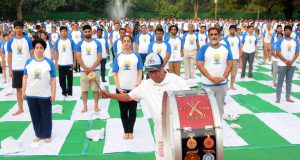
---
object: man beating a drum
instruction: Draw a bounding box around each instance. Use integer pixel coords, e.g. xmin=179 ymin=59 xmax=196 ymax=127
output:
xmin=100 ymin=53 xmax=189 ymax=160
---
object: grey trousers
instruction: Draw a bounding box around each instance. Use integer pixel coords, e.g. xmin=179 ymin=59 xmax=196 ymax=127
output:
xmin=204 ymin=85 xmax=227 ymax=118
xmin=276 ymin=66 xmax=296 ymax=101
xmin=272 ymin=61 xmax=278 ymax=85
xmin=241 ymin=52 xmax=255 ymax=77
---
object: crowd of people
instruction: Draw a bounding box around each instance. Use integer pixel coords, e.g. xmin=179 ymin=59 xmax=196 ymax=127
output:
xmin=0 ymin=17 xmax=299 ymax=159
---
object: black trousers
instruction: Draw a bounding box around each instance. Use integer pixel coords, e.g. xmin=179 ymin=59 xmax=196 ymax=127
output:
xmin=241 ymin=52 xmax=255 ymax=77
xmin=27 ymin=98 xmax=52 ymax=138
xmin=116 ymin=89 xmax=137 ymax=133
xmin=101 ymin=59 xmax=107 ymax=81
xmin=58 ymin=66 xmax=73 ymax=96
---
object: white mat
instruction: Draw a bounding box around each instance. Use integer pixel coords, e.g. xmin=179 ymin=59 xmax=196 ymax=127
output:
xmin=103 ymin=118 xmax=155 ymax=154
xmin=257 ymin=94 xmax=300 ymax=113
xmin=223 ymin=121 xmax=248 ymax=147
xmin=70 ymin=99 xmax=110 ymax=120
xmin=227 ymin=84 xmax=252 ymax=96
xmin=224 ymin=96 xmax=253 ymax=115
xmin=256 ymin=113 xmax=300 ymax=144
xmin=12 ymin=120 xmax=73 ymax=155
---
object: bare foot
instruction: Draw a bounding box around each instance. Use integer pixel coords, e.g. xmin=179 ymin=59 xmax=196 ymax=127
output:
xmin=286 ymin=99 xmax=295 ymax=103
xmin=94 ymin=107 xmax=100 ymax=112
xmin=123 ymin=133 xmax=129 ymax=139
xmin=4 ymin=93 xmax=13 ymax=96
xmin=12 ymin=110 xmax=24 ymax=116
xmin=273 ymin=83 xmax=276 ymax=87
xmin=81 ymin=108 xmax=88 ymax=113
xmin=128 ymin=133 xmax=134 ymax=139
xmin=44 ymin=138 xmax=51 ymax=143
xmin=33 ymin=137 xmax=41 ymax=142
xmin=230 ymin=86 xmax=236 ymax=90
xmin=275 ymin=100 xmax=280 ymax=103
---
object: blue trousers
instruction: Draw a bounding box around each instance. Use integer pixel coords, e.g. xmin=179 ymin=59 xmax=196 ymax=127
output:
xmin=27 ymin=97 xmax=52 ymax=138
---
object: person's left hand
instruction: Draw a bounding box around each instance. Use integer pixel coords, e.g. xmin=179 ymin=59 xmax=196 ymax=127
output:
xmin=50 ymin=94 xmax=55 ymax=102
xmin=100 ymin=89 xmax=110 ymax=98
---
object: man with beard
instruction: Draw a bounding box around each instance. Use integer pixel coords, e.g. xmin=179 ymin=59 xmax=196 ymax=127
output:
xmin=148 ymin=27 xmax=171 ymax=71
xmin=197 ymin=27 xmax=233 ymax=118
xmin=76 ymin=25 xmax=102 ymax=113
xmin=275 ymin=25 xmax=299 ymax=103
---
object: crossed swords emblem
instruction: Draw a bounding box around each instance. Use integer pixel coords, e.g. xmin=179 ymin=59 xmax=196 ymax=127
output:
xmin=186 ymin=101 xmax=205 ymax=118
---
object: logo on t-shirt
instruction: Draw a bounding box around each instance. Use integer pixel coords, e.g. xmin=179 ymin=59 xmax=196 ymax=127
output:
xmin=86 ymin=47 xmax=92 ymax=55
xmin=62 ymin=44 xmax=66 ymax=52
xmin=157 ymin=48 xmax=162 ymax=54
xmin=174 ymin=44 xmax=179 ymax=50
xmin=213 ymin=54 xmax=221 ymax=64
xmin=287 ymin=44 xmax=292 ymax=52
xmin=230 ymin=41 xmax=234 ymax=47
xmin=189 ymin=37 xmax=195 ymax=45
xmin=123 ymin=60 xmax=131 ymax=70
xmin=143 ymin=37 xmax=147 ymax=42
xmin=34 ymin=69 xmax=42 ymax=79
xmin=249 ymin=38 xmax=253 ymax=44
xmin=17 ymin=45 xmax=22 ymax=55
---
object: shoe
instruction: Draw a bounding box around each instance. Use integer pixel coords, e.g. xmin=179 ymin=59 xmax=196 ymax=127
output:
xmin=102 ymin=79 xmax=107 ymax=82
xmin=241 ymin=76 xmax=245 ymax=79
xmin=248 ymin=75 xmax=253 ymax=78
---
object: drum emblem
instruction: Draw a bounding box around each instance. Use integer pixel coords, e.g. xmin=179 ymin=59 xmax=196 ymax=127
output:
xmin=187 ymin=136 xmax=197 ymax=149
xmin=204 ymin=135 xmax=214 ymax=149
xmin=186 ymin=101 xmax=205 ymax=119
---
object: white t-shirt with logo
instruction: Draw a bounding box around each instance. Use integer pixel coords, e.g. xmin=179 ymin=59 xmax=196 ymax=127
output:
xmin=96 ymin=38 xmax=109 ymax=59
xmin=165 ymin=36 xmax=183 ymax=62
xmin=242 ymin=33 xmax=258 ymax=53
xmin=54 ymin=38 xmax=75 ymax=66
xmin=135 ymin=33 xmax=153 ymax=54
xmin=275 ymin=38 xmax=299 ymax=66
xmin=69 ymin=30 xmax=83 ymax=44
xmin=223 ymin=35 xmax=241 ymax=60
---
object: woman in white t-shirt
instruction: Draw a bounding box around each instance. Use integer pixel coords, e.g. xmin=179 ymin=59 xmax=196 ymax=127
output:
xmin=112 ymin=35 xmax=143 ymax=140
xmin=22 ymin=38 xmax=56 ymax=143
xmin=40 ymin=32 xmax=53 ymax=60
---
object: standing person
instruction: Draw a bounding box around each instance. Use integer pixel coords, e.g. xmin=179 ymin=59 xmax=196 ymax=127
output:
xmin=22 ymin=38 xmax=56 ymax=143
xmin=40 ymin=32 xmax=53 ymax=60
xmin=148 ymin=27 xmax=171 ymax=70
xmin=109 ymin=22 xmax=120 ymax=60
xmin=165 ymin=25 xmax=183 ymax=76
xmin=54 ymin=26 xmax=76 ymax=99
xmin=197 ymin=27 xmax=233 ymax=118
xmin=271 ymin=33 xmax=283 ymax=87
xmin=7 ymin=20 xmax=33 ymax=116
xmin=113 ymin=28 xmax=126 ymax=56
xmin=112 ymin=35 xmax=143 ymax=140
xmin=240 ymin=25 xmax=258 ymax=78
xmin=198 ymin=25 xmax=208 ymax=48
xmin=223 ymin=25 xmax=241 ymax=90
xmin=263 ymin=24 xmax=273 ymax=63
xmin=135 ymin=25 xmax=153 ymax=64
xmin=100 ymin=53 xmax=189 ymax=160
xmin=69 ymin=22 xmax=83 ymax=73
xmin=275 ymin=25 xmax=299 ymax=103
xmin=96 ymin=28 xmax=110 ymax=82
xmin=76 ymin=25 xmax=102 ymax=113
xmin=182 ymin=24 xmax=199 ymax=79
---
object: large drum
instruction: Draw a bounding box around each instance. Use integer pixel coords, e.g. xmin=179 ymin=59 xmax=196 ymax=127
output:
xmin=162 ymin=89 xmax=223 ymax=160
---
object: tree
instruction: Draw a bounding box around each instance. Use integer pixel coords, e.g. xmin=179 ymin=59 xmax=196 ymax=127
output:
xmin=194 ymin=0 xmax=198 ymax=18
xmin=156 ymin=0 xmax=183 ymax=18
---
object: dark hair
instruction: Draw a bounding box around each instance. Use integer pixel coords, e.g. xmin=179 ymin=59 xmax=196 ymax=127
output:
xmin=60 ymin=26 xmax=68 ymax=32
xmin=169 ymin=25 xmax=178 ymax=32
xmin=247 ymin=25 xmax=254 ymax=29
xmin=208 ymin=27 xmax=220 ymax=34
xmin=284 ymin=25 xmax=292 ymax=31
xmin=229 ymin=25 xmax=237 ymax=30
xmin=155 ymin=27 xmax=164 ymax=34
xmin=82 ymin=25 xmax=91 ymax=31
xmin=119 ymin=28 xmax=126 ymax=32
xmin=277 ymin=25 xmax=282 ymax=28
xmin=40 ymin=31 xmax=49 ymax=40
xmin=32 ymin=38 xmax=47 ymax=49
xmin=297 ymin=23 xmax=300 ymax=27
xmin=122 ymin=35 xmax=133 ymax=42
xmin=200 ymin=25 xmax=206 ymax=29
xmin=13 ymin=20 xmax=24 ymax=28
xmin=141 ymin=25 xmax=147 ymax=28
xmin=277 ymin=33 xmax=283 ymax=37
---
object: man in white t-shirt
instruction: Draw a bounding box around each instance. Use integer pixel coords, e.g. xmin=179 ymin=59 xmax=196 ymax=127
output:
xmin=197 ymin=27 xmax=233 ymax=118
xmin=182 ymin=24 xmax=199 ymax=79
xmin=275 ymin=25 xmax=299 ymax=103
xmin=271 ymin=32 xmax=283 ymax=86
xmin=76 ymin=25 xmax=102 ymax=112
xmin=100 ymin=53 xmax=189 ymax=160
xmin=96 ymin=28 xmax=109 ymax=82
xmin=7 ymin=20 xmax=33 ymax=116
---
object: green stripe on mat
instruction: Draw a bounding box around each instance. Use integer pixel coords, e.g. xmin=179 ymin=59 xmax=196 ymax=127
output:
xmin=292 ymin=80 xmax=300 ymax=86
xmin=225 ymin=145 xmax=300 ymax=160
xmin=73 ymin=77 xmax=81 ymax=86
xmin=0 ymin=121 xmax=31 ymax=141
xmin=252 ymin=72 xmax=272 ymax=81
xmin=225 ymin=114 xmax=289 ymax=148
xmin=292 ymin=92 xmax=300 ymax=99
xmin=236 ymin=81 xmax=275 ymax=93
xmin=108 ymin=99 xmax=144 ymax=118
xmin=52 ymin=100 xmax=76 ymax=120
xmin=109 ymin=76 xmax=115 ymax=85
xmin=255 ymin=66 xmax=271 ymax=72
xmin=0 ymin=101 xmax=17 ymax=118
xmin=231 ymin=94 xmax=285 ymax=113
